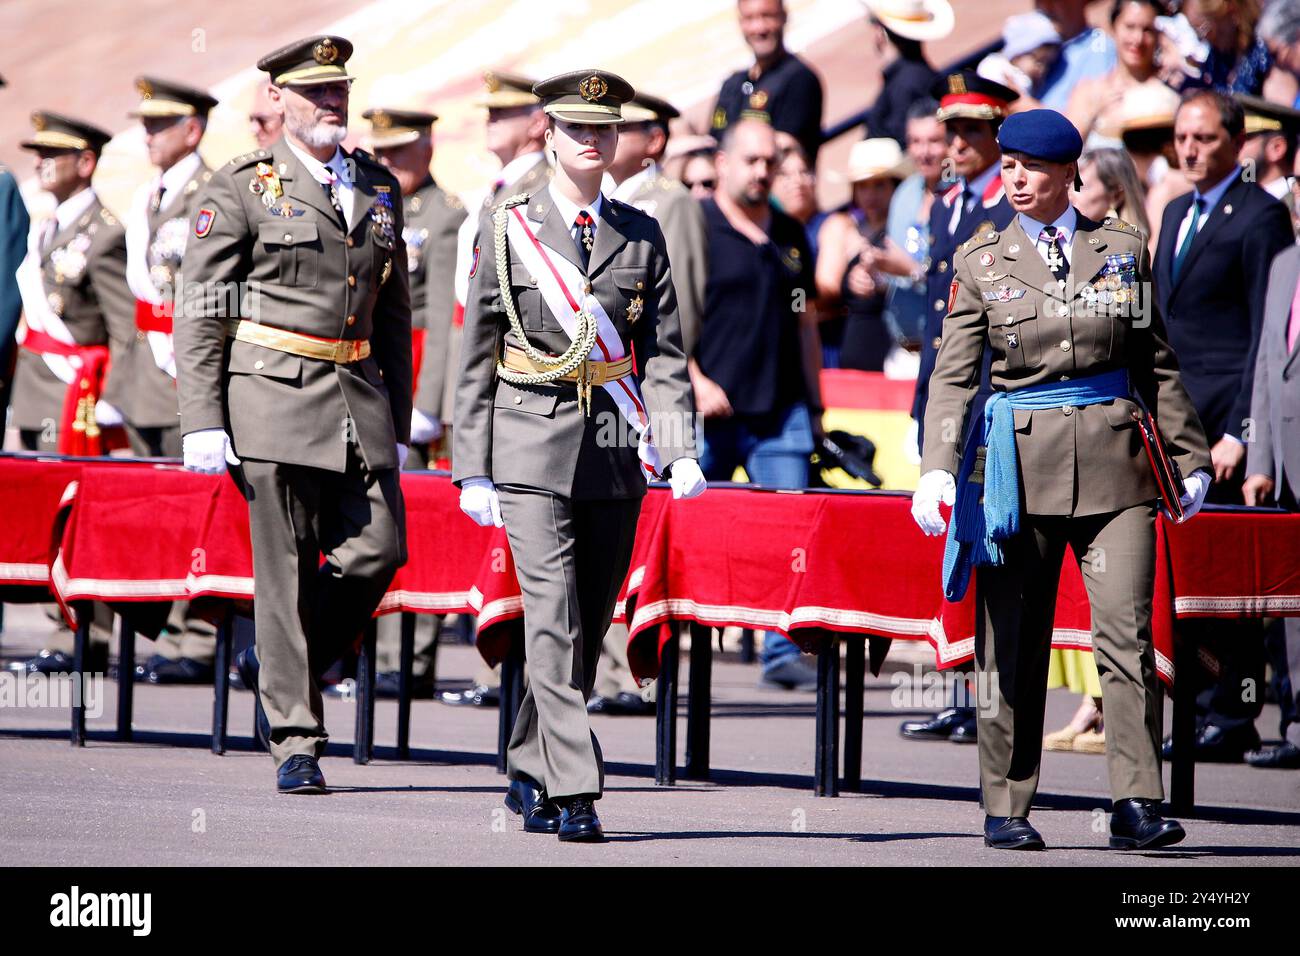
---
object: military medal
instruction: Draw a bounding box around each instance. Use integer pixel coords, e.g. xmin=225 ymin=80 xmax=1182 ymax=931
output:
xmin=626 ymin=294 xmax=644 ymax=324
xmin=1006 ymin=331 xmax=1019 ymax=349
xmin=255 ymin=162 xmax=283 ymax=209
xmin=980 ymin=252 xmax=995 ymax=267
xmin=371 ymin=191 xmax=396 ymax=247
xmin=404 ymin=225 xmax=428 ymax=273
xmin=1045 ymin=242 xmax=1065 ymax=273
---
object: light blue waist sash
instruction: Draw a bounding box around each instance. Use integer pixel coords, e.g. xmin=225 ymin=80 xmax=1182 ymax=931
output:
xmin=942 ymin=368 xmax=1130 ymax=600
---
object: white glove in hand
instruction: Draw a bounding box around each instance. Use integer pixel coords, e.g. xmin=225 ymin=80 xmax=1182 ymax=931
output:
xmin=459 ymin=477 xmax=503 ymax=527
xmin=409 ymin=409 xmax=443 ymax=445
xmin=667 ymin=458 xmax=707 ymax=499
xmin=396 ymin=443 xmax=409 ymax=470
xmin=94 ymin=400 xmax=123 ymax=427
xmin=183 ymin=428 xmax=237 ymax=474
xmin=1175 ymin=468 xmax=1211 ymax=521
xmin=911 ymin=469 xmax=956 ymax=536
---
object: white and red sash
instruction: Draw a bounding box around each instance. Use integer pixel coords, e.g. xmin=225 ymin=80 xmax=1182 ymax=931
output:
xmin=125 ymin=179 xmax=178 ymax=378
xmin=15 ymin=219 xmax=80 ymax=385
xmin=505 ymin=203 xmax=661 ymax=480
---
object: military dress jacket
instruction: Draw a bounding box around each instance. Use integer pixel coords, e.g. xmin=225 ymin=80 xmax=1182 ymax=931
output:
xmin=105 ymin=159 xmax=212 ymax=429
xmin=11 ymin=196 xmax=133 ymax=431
xmin=921 ymin=210 xmax=1211 ymax=517
xmin=176 ymin=140 xmax=412 ymax=473
xmin=452 ymin=184 xmax=695 ymax=500
xmin=405 ymin=175 xmax=466 ymax=417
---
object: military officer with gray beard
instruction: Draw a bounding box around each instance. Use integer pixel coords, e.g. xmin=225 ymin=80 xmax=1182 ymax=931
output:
xmin=177 ymin=35 xmax=411 ymax=793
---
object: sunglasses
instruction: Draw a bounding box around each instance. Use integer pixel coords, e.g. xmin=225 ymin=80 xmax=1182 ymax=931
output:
xmin=684 ymin=178 xmax=717 ymax=190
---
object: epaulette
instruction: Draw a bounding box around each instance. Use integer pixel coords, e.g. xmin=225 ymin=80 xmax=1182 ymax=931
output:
xmin=609 ymin=196 xmax=649 ymax=219
xmin=444 ymin=192 xmax=464 ymax=210
xmin=1101 ymin=216 xmax=1143 ymax=237
xmin=351 ymin=147 xmax=384 ymax=167
xmin=958 ymin=221 xmax=999 ymax=255
xmin=226 ymin=149 xmax=271 ymax=170
xmin=99 ymin=207 xmax=119 ymax=227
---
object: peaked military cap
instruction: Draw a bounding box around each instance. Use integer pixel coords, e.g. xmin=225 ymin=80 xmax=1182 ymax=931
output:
xmin=931 ymin=69 xmax=1018 ymax=123
xmin=622 ymin=91 xmax=681 ymax=124
xmin=533 ymin=70 xmax=635 ymax=125
xmin=129 ymin=76 xmax=218 ymax=119
xmin=363 ymin=107 xmax=438 ymax=148
xmin=257 ymin=35 xmax=355 ymax=87
xmin=21 ymin=111 xmax=113 ymax=154
xmin=1237 ymin=93 xmax=1300 ymax=137
xmin=477 ymin=70 xmax=541 ymax=109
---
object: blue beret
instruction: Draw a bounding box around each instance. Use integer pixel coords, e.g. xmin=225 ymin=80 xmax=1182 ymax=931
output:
xmin=996 ymin=109 xmax=1083 ymax=164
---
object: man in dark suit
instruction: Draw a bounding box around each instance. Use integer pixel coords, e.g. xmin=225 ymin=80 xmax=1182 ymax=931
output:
xmin=1242 ymin=243 xmax=1300 ymax=769
xmin=1153 ymin=88 xmax=1295 ymax=761
xmin=903 ymin=70 xmax=1017 ymax=745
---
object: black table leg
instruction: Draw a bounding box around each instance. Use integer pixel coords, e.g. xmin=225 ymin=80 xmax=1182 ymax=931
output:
xmin=396 ymin=612 xmax=416 ymax=761
xmin=353 ymin=620 xmax=377 ymax=765
xmin=684 ymin=623 xmax=712 ymax=780
xmin=814 ymin=631 xmax=840 ymax=797
xmin=211 ymin=609 xmax=232 ymax=755
xmin=116 ymin=615 xmax=135 ymax=743
xmin=1170 ymin=621 xmax=1196 ymax=815
xmin=655 ymin=626 xmax=680 ymax=786
xmin=843 ymin=638 xmax=865 ymax=793
xmin=739 ymin=628 xmax=755 ymax=664
xmin=497 ymin=623 xmax=525 ymax=774
xmin=71 ymin=601 xmax=91 ymax=747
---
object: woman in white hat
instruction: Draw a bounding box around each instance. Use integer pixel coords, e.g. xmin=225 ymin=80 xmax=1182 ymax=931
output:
xmin=815 ymin=138 xmax=912 ymax=371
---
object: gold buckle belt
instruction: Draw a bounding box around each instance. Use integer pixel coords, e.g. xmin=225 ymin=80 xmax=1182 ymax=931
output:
xmin=501 ymin=344 xmax=633 ymax=385
xmin=227 ymin=319 xmax=370 ymax=364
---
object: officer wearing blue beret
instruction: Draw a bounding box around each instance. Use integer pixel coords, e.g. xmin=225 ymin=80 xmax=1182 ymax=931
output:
xmin=911 ymin=107 xmax=1213 ymax=851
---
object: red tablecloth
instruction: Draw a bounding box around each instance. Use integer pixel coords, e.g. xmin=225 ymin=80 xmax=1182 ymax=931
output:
xmin=0 ymin=457 xmax=84 ymax=594
xmin=8 ymin=459 xmax=1298 ymax=686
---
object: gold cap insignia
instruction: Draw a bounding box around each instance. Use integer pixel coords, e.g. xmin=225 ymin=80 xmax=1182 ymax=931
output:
xmin=948 ymin=74 xmax=967 ymax=95
xmin=137 ymin=79 xmax=153 ymax=99
xmin=483 ymin=72 xmax=500 ymax=93
xmin=370 ymin=111 xmax=391 ymax=129
xmin=31 ymin=112 xmax=46 ymax=131
xmin=314 ymin=39 xmax=339 ymax=65
xmin=579 ymin=74 xmax=608 ymax=103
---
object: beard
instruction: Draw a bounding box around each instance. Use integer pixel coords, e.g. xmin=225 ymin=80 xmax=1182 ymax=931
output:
xmin=286 ymin=112 xmax=348 ymax=150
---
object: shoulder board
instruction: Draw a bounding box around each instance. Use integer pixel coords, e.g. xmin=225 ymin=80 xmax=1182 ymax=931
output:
xmin=444 ymin=191 xmax=464 ymax=210
xmin=351 ymin=148 xmax=385 ymax=167
xmin=1100 ymin=216 xmax=1141 ymax=235
xmin=609 ymin=197 xmax=648 ymax=219
xmin=959 ymin=222 xmax=999 ymax=254
xmin=99 ymin=207 xmax=119 ymax=227
xmin=226 ymin=149 xmax=271 ymax=170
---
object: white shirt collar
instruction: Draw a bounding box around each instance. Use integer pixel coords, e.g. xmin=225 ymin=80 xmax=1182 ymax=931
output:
xmin=1018 ymin=204 xmax=1078 ymax=247
xmin=1193 ymin=165 xmax=1239 ymax=213
xmin=286 ymin=138 xmax=346 ymax=185
xmin=498 ymin=150 xmax=545 ymax=187
xmin=55 ymin=187 xmax=98 ymax=231
xmin=548 ymin=187 xmax=604 ymax=231
xmin=609 ymin=162 xmax=659 ymax=202
xmin=157 ymin=150 xmax=203 ymax=199
xmin=1264 ymin=175 xmax=1290 ymax=200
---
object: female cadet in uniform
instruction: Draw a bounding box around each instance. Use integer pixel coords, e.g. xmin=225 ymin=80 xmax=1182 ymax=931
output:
xmin=452 ymin=70 xmax=705 ymax=842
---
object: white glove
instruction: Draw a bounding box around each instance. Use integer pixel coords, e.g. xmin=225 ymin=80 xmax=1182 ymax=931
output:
xmin=667 ymin=458 xmax=707 ymax=499
xmin=183 ymin=428 xmax=238 ymax=474
xmin=459 ymin=476 xmax=503 ymax=527
xmin=396 ymin=443 xmax=409 ymax=469
xmin=911 ymin=469 xmax=956 ymax=536
xmin=1174 ymin=468 xmax=1211 ymax=522
xmin=409 ymin=409 xmax=443 ymax=445
xmin=94 ymin=399 xmax=123 ymax=427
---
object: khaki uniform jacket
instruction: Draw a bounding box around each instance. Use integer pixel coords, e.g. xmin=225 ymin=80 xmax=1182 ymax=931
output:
xmin=104 ymin=160 xmax=212 ymax=429
xmin=921 ymin=210 xmax=1211 ymax=516
xmin=452 ymin=184 xmax=695 ymax=499
xmin=620 ymin=172 xmax=708 ymax=357
xmin=175 ymin=140 xmax=412 ymax=473
xmin=12 ymin=196 xmax=134 ymax=431
xmin=405 ymin=175 xmax=466 ymax=417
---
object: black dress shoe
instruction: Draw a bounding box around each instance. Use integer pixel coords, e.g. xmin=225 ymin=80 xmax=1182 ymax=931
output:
xmin=587 ymin=691 xmax=655 ymax=716
xmin=1162 ymin=723 xmax=1261 ymax=763
xmin=144 ymin=656 xmax=215 ymax=685
xmin=1109 ymin=798 xmax=1185 ymax=849
xmin=438 ymin=683 xmax=499 ymax=708
xmin=133 ymin=653 xmax=170 ymax=682
xmin=900 ymin=707 xmax=974 ymax=741
xmin=504 ymin=780 xmax=562 ymax=834
xmin=557 ymin=796 xmax=604 ymax=842
xmin=277 ymin=754 xmax=327 ymax=794
xmin=1245 ymin=740 xmax=1300 ymax=769
xmin=372 ymin=671 xmax=436 ymax=700
xmin=235 ymin=647 xmax=271 ymax=751
xmin=949 ymin=715 xmax=978 ymax=744
xmin=983 ymin=815 xmax=1045 ymax=850
xmin=10 ymin=649 xmax=107 ymax=675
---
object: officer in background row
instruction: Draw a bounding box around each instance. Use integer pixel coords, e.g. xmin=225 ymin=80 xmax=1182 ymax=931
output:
xmin=177 ymin=35 xmax=412 ymax=794
xmin=0 ymin=74 xmax=32 ymax=422
xmin=362 ymin=105 xmax=466 ymax=698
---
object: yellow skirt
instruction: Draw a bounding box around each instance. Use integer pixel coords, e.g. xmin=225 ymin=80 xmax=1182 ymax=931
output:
xmin=1046 ymin=648 xmax=1102 ymax=698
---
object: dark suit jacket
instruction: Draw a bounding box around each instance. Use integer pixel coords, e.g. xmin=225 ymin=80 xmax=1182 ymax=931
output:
xmin=1153 ymin=174 xmax=1293 ymax=445
xmin=912 ymin=177 xmax=1014 ymax=451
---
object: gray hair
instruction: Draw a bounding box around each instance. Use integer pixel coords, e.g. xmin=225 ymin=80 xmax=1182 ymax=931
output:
xmin=1259 ymin=0 xmax=1300 ymax=46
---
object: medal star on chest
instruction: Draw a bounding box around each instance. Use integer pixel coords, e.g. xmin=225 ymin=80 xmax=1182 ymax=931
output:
xmin=626 ymin=293 xmax=644 ymax=324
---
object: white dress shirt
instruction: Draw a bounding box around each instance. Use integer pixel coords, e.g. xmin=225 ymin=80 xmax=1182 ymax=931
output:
xmin=1018 ymin=204 xmax=1079 ymax=269
xmin=549 ymin=188 xmax=604 ymax=247
xmin=285 ymin=139 xmax=356 ymax=230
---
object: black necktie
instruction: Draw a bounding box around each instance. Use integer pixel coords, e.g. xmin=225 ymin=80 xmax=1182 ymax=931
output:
xmin=574 ymin=211 xmax=594 ymax=270
xmin=322 ymin=172 xmax=345 ymax=227
xmin=1041 ymin=226 xmax=1068 ymax=282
